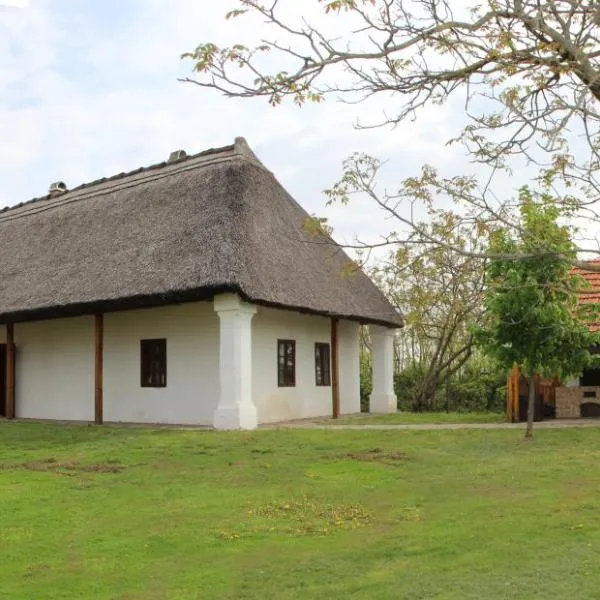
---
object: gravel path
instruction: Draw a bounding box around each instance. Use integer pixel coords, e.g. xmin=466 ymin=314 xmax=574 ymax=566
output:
xmin=266 ymin=419 xmax=600 ymax=431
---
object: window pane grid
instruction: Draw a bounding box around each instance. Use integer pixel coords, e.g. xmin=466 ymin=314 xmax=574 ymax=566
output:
xmin=277 ymin=339 xmax=296 ymax=387
xmin=141 ymin=339 xmax=167 ymax=388
xmin=315 ymin=342 xmax=331 ymax=386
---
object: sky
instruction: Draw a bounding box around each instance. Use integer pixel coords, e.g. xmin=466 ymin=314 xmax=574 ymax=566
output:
xmin=0 ymin=0 xmax=484 ymax=250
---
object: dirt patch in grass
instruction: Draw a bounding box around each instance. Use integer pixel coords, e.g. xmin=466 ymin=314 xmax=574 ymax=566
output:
xmin=0 ymin=457 xmax=125 ymax=476
xmin=344 ymin=447 xmax=407 ymax=465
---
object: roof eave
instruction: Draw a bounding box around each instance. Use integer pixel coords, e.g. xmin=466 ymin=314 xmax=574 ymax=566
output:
xmin=0 ymin=286 xmax=403 ymax=329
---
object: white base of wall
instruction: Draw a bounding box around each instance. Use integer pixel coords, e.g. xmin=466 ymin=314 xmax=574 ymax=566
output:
xmin=370 ymin=393 xmax=397 ymax=413
xmin=213 ymin=404 xmax=258 ymax=430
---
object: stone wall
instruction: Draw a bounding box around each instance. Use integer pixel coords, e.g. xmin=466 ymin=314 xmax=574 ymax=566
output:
xmin=555 ymin=386 xmax=600 ymax=419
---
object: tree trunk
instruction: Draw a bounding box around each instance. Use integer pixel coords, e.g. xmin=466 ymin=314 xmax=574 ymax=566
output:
xmin=525 ymin=373 xmax=535 ymax=438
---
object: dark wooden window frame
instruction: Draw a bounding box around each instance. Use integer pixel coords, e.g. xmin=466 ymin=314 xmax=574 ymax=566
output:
xmin=277 ymin=339 xmax=296 ymax=387
xmin=315 ymin=342 xmax=331 ymax=387
xmin=141 ymin=338 xmax=167 ymax=388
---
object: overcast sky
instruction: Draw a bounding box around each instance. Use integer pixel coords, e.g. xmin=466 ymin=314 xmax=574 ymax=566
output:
xmin=0 ymin=0 xmax=488 ymax=249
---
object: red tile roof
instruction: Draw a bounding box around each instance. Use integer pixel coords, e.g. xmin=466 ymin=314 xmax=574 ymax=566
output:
xmin=572 ymin=259 xmax=600 ymax=331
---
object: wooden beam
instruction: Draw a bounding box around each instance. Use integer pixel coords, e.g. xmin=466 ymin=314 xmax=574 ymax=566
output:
xmin=331 ymin=318 xmax=340 ymax=419
xmin=6 ymin=323 xmax=15 ymax=420
xmin=94 ymin=313 xmax=104 ymax=425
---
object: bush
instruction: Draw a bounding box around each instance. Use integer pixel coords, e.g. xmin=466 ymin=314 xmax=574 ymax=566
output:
xmin=394 ymin=364 xmax=428 ymax=412
xmin=360 ymin=345 xmax=505 ymax=414
xmin=444 ymin=368 xmax=505 ymax=413
xmin=359 ymin=350 xmax=372 ymax=412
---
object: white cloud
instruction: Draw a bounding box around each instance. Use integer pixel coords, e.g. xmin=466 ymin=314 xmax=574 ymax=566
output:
xmin=0 ymin=0 xmax=29 ymax=7
xmin=0 ymin=0 xmax=483 ymax=252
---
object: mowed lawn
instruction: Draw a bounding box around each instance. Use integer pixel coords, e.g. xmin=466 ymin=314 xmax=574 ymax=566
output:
xmin=1 ymin=423 xmax=600 ymax=599
xmin=328 ymin=411 xmax=506 ymax=425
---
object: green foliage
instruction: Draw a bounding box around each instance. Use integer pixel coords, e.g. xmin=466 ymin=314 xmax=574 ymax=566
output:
xmin=393 ymin=363 xmax=427 ymax=411
xmin=445 ymin=361 xmax=506 ymax=413
xmin=391 ymin=359 xmax=505 ymax=413
xmin=477 ymin=187 xmax=600 ymax=380
xmin=359 ymin=347 xmax=371 ymax=412
xmin=360 ymin=349 xmax=504 ymax=414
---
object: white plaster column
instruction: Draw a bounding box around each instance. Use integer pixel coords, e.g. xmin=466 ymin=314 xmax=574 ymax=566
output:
xmin=369 ymin=325 xmax=397 ymax=413
xmin=213 ymin=294 xmax=258 ymax=430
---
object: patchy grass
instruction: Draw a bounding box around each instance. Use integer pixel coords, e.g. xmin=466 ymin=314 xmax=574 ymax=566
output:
xmin=328 ymin=410 xmax=506 ymax=425
xmin=344 ymin=447 xmax=408 ymax=464
xmin=2 ymin=421 xmax=600 ymax=599
xmin=0 ymin=457 xmax=125 ymax=475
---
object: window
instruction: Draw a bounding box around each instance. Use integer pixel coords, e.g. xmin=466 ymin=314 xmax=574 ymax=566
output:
xmin=315 ymin=342 xmax=331 ymax=386
xmin=277 ymin=339 xmax=296 ymax=387
xmin=141 ymin=339 xmax=167 ymax=387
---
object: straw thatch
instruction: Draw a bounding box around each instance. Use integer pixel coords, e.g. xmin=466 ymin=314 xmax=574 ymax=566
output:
xmin=0 ymin=138 xmax=401 ymax=327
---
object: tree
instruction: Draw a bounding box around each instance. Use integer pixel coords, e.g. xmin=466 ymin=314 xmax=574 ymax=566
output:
xmin=477 ymin=187 xmax=599 ymax=437
xmin=182 ymin=1 xmax=600 ymax=264
xmin=374 ymin=216 xmax=486 ymax=410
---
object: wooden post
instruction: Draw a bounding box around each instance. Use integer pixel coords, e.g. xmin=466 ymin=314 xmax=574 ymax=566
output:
xmin=94 ymin=313 xmax=103 ymax=425
xmin=507 ymin=364 xmax=520 ymax=423
xmin=6 ymin=323 xmax=14 ymax=420
xmin=331 ymin=318 xmax=340 ymax=419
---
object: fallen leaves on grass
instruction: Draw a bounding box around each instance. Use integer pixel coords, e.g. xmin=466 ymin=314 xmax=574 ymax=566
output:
xmin=215 ymin=497 xmax=373 ymax=541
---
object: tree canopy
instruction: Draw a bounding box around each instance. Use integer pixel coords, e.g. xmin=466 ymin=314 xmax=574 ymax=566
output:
xmin=375 ymin=213 xmax=486 ymax=409
xmin=183 ymin=1 xmax=600 ymax=422
xmin=183 ymin=0 xmax=600 ymax=263
xmin=477 ymin=187 xmax=599 ymax=435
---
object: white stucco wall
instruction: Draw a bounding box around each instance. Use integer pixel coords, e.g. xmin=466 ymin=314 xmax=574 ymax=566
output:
xmin=15 ymin=316 xmax=95 ymax=421
xmin=103 ymin=302 xmax=219 ymax=425
xmin=251 ymin=306 xmax=360 ymax=423
xmin=4 ymin=300 xmax=361 ymax=426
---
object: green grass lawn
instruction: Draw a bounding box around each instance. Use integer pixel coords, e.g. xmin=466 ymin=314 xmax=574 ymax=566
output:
xmin=328 ymin=411 xmax=506 ymax=425
xmin=1 ymin=422 xmax=599 ymax=599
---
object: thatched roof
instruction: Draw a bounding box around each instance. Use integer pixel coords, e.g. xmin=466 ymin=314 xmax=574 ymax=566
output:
xmin=0 ymin=138 xmax=402 ymax=327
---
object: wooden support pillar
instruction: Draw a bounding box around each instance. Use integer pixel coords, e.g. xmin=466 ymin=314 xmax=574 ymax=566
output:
xmin=331 ymin=317 xmax=340 ymax=419
xmin=6 ymin=323 xmax=14 ymax=420
xmin=506 ymin=364 xmax=520 ymax=423
xmin=94 ymin=313 xmax=103 ymax=425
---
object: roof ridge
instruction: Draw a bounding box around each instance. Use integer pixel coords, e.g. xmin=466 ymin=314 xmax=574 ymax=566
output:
xmin=0 ymin=139 xmax=266 ymax=224
xmin=0 ymin=138 xmax=263 ymax=218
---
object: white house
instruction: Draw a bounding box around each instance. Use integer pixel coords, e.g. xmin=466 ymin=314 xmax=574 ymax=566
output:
xmin=0 ymin=138 xmax=401 ymax=429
